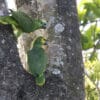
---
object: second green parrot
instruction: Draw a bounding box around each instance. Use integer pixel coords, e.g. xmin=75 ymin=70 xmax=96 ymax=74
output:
xmin=27 ymin=36 xmax=48 ymax=86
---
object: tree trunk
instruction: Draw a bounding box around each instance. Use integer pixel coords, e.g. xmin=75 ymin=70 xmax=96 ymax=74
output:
xmin=56 ymin=0 xmax=85 ymax=99
xmin=0 ymin=0 xmax=85 ymax=100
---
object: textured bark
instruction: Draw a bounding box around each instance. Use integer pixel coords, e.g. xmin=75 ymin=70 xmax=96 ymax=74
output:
xmin=0 ymin=24 xmax=25 ymax=100
xmin=0 ymin=0 xmax=85 ymax=100
xmin=56 ymin=0 xmax=85 ymax=99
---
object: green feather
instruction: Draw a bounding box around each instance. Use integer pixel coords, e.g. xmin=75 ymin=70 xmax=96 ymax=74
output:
xmin=0 ymin=15 xmax=22 ymax=37
xmin=0 ymin=16 xmax=18 ymax=26
xmin=27 ymin=37 xmax=48 ymax=86
xmin=0 ymin=11 xmax=47 ymax=38
xmin=11 ymin=11 xmax=46 ymax=33
xmin=28 ymin=47 xmax=48 ymax=75
xmin=11 ymin=11 xmax=34 ymax=32
xmin=36 ymin=74 xmax=45 ymax=86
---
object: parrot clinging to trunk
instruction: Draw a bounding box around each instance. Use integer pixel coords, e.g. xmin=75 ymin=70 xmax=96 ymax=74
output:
xmin=27 ymin=36 xmax=48 ymax=86
xmin=0 ymin=10 xmax=47 ymax=37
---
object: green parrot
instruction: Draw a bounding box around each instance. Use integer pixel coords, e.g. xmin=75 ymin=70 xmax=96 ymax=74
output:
xmin=27 ymin=36 xmax=48 ymax=86
xmin=0 ymin=10 xmax=47 ymax=37
xmin=10 ymin=10 xmax=47 ymax=33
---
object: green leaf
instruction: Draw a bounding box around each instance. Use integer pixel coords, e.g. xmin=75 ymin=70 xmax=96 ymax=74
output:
xmin=84 ymin=2 xmax=100 ymax=20
xmin=81 ymin=34 xmax=94 ymax=50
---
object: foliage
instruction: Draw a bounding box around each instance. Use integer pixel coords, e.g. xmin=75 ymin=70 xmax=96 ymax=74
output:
xmin=77 ymin=0 xmax=100 ymax=99
xmin=85 ymin=60 xmax=100 ymax=100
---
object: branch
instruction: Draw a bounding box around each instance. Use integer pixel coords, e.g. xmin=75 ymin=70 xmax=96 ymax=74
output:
xmin=89 ymin=21 xmax=98 ymax=60
xmin=79 ymin=19 xmax=100 ymax=26
xmin=89 ymin=39 xmax=100 ymax=60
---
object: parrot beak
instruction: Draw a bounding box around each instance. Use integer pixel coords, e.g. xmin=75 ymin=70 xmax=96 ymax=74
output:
xmin=42 ymin=22 xmax=47 ymax=29
xmin=44 ymin=40 xmax=48 ymax=45
xmin=42 ymin=40 xmax=49 ymax=50
xmin=41 ymin=20 xmax=47 ymax=29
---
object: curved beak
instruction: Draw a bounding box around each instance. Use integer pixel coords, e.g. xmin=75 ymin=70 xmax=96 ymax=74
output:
xmin=42 ymin=23 xmax=47 ymax=29
xmin=44 ymin=40 xmax=48 ymax=45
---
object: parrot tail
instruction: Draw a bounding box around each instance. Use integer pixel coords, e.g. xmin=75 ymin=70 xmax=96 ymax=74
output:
xmin=35 ymin=74 xmax=45 ymax=86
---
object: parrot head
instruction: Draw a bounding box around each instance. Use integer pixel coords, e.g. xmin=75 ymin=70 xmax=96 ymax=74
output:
xmin=33 ymin=19 xmax=47 ymax=30
xmin=33 ymin=36 xmax=48 ymax=48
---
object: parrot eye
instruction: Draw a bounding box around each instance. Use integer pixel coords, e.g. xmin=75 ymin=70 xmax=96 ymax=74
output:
xmin=41 ymin=38 xmax=46 ymax=43
xmin=41 ymin=20 xmax=47 ymax=29
xmin=41 ymin=38 xmax=48 ymax=45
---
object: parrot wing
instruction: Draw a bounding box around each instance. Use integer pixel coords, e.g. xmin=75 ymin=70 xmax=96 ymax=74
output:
xmin=11 ymin=11 xmax=34 ymax=33
xmin=27 ymin=47 xmax=48 ymax=77
xmin=11 ymin=11 xmax=47 ymax=33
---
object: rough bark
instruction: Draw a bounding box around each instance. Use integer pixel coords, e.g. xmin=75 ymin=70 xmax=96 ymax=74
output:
xmin=56 ymin=0 xmax=85 ymax=99
xmin=0 ymin=0 xmax=85 ymax=100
